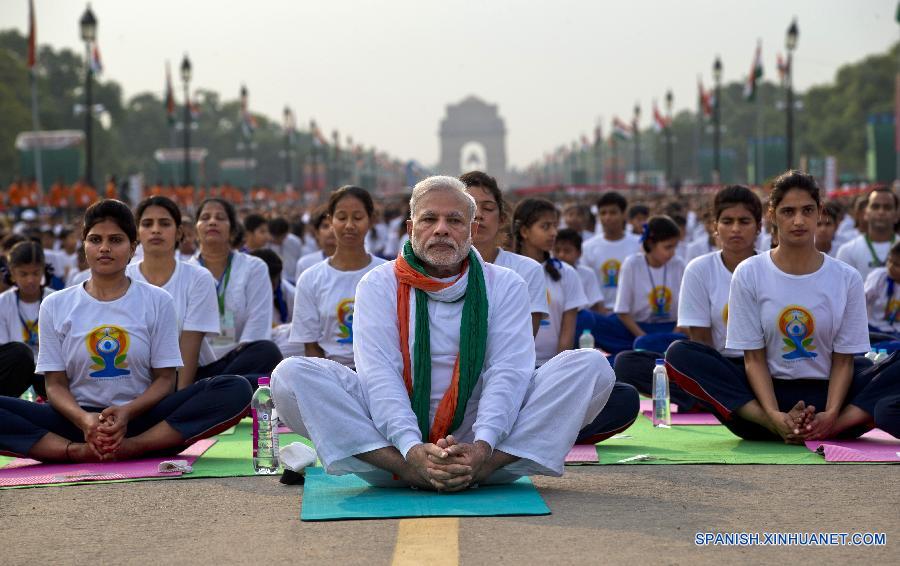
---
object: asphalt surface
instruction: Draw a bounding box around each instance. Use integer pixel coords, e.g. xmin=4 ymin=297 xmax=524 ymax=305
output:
xmin=1 ymin=465 xmax=896 ymax=565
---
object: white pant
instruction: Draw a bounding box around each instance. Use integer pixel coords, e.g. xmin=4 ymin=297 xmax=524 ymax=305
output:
xmin=271 ymin=348 xmax=614 ymax=480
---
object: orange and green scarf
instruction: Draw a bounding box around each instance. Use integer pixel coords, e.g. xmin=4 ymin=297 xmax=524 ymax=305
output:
xmin=394 ymin=240 xmax=487 ymax=444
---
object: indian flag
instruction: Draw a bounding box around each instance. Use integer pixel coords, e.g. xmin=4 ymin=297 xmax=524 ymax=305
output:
xmin=612 ymin=117 xmax=631 ymax=141
xmin=743 ymin=40 xmax=763 ymax=101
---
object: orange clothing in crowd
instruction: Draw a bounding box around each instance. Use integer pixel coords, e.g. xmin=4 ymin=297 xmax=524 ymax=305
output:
xmin=72 ymin=181 xmax=99 ymax=208
xmin=47 ymin=182 xmax=70 ymax=208
xmin=105 ymin=180 xmax=117 ymax=200
xmin=8 ymin=181 xmax=40 ymax=207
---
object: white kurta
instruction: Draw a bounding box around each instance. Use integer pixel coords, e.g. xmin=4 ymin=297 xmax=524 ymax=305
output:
xmin=271 ymin=253 xmax=615 ymax=480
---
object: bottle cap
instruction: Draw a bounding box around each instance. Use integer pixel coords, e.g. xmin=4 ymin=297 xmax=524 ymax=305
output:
xmin=879 ymin=349 xmax=888 ymax=354
xmin=258 ymin=376 xmax=270 ymax=386
xmin=582 ymin=329 xmax=591 ymax=334
xmin=655 ymin=359 xmax=665 ymax=365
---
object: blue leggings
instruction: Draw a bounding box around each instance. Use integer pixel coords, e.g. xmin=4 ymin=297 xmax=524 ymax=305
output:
xmin=665 ymin=340 xmax=900 ymax=440
xmin=197 ymin=340 xmax=283 ymax=389
xmin=0 ymin=375 xmax=252 ymax=458
xmin=576 ymin=310 xmax=677 ymax=355
xmin=576 ymin=382 xmax=640 ymax=443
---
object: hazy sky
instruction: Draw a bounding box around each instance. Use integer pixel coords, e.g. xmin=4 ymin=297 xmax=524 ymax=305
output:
xmin=2 ymin=0 xmax=897 ymax=168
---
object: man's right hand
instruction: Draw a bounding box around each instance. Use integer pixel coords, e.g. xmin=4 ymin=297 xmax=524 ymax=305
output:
xmin=406 ymin=442 xmax=473 ymax=491
xmin=79 ymin=412 xmax=105 ymax=458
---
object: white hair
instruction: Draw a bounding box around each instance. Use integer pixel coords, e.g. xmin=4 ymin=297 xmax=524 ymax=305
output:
xmin=409 ymin=176 xmax=477 ymax=222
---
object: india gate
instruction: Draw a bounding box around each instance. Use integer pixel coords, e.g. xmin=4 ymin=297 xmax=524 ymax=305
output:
xmin=438 ymin=95 xmax=508 ymax=188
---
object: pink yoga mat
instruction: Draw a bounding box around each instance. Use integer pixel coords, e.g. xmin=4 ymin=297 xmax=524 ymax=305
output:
xmin=0 ymin=438 xmax=217 ymax=487
xmin=565 ymin=444 xmax=599 ymax=463
xmin=640 ymin=410 xmax=720 ymax=425
xmin=805 ymin=429 xmax=900 ymax=462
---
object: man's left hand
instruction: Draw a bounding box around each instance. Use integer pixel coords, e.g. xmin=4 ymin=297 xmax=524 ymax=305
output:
xmin=427 ymin=437 xmax=492 ymax=491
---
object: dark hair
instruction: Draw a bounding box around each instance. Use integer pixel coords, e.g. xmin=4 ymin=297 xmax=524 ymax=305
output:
xmin=7 ymin=240 xmax=45 ymax=269
xmin=512 ymin=198 xmax=561 ymax=282
xmin=769 ymin=170 xmax=821 ymax=211
xmin=596 ymin=191 xmax=628 ymax=213
xmin=328 ymin=185 xmax=374 ymax=218
xmin=310 ymin=207 xmax=330 ymax=231
xmin=244 ymin=213 xmax=268 ymax=233
xmin=890 ymin=241 xmax=900 ymax=258
xmin=197 ymin=198 xmax=238 ymax=237
xmin=268 ymin=217 xmax=289 ymax=237
xmin=460 ymin=170 xmax=506 ymax=220
xmin=628 ymin=204 xmax=650 ymax=220
xmin=641 ymin=215 xmax=681 ymax=253
xmin=249 ymin=248 xmax=283 ymax=280
xmin=670 ymin=214 xmax=687 ymax=229
xmin=82 ymin=199 xmax=137 ymax=243
xmin=136 ymin=195 xmax=182 ymax=226
xmin=555 ymin=228 xmax=583 ymax=252
xmin=868 ymin=186 xmax=900 ymax=210
xmin=821 ymin=201 xmax=841 ymax=223
xmin=714 ymin=185 xmax=762 ymax=225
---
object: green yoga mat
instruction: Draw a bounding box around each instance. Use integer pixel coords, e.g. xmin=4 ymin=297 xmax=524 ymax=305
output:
xmin=0 ymin=420 xmax=309 ymax=489
xmin=300 ymin=467 xmax=551 ymax=521
xmin=591 ymin=414 xmax=826 ymax=464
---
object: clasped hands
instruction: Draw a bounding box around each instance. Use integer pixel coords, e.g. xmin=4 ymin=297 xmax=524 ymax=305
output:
xmin=771 ymin=401 xmax=837 ymax=444
xmin=79 ymin=406 xmax=130 ymax=459
xmin=406 ymin=436 xmax=492 ymax=492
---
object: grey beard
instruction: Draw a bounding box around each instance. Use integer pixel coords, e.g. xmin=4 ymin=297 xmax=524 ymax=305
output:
xmin=411 ymin=235 xmax=472 ymax=268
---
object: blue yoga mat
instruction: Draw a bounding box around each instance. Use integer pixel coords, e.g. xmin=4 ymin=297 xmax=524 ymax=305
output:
xmin=300 ymin=468 xmax=551 ymax=521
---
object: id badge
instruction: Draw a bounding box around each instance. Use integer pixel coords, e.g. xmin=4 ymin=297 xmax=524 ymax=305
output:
xmin=213 ymin=310 xmax=237 ymax=346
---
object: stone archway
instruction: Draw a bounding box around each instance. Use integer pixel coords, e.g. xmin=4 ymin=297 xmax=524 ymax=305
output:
xmin=438 ymin=96 xmax=507 ymax=187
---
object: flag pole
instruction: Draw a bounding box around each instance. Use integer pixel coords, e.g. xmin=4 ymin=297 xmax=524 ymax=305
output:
xmin=29 ymin=71 xmax=45 ymax=202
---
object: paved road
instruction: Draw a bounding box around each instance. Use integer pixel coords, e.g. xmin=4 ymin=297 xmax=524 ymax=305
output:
xmin=2 ymin=465 xmax=896 ymax=565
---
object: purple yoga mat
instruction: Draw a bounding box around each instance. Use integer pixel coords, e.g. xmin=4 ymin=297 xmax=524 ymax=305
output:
xmin=0 ymin=438 xmax=217 ymax=487
xmin=805 ymin=429 xmax=900 ymax=462
xmin=565 ymin=444 xmax=599 ymax=463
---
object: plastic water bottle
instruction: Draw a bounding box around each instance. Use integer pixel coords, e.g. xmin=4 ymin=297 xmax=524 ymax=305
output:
xmin=578 ymin=329 xmax=595 ymax=349
xmin=873 ymin=349 xmax=889 ymax=363
xmin=251 ymin=376 xmax=279 ymax=474
xmin=865 ymin=349 xmax=878 ymax=362
xmin=652 ymin=359 xmax=671 ymax=428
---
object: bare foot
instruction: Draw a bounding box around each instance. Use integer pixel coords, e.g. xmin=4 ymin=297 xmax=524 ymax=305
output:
xmin=67 ymin=442 xmax=104 ymax=463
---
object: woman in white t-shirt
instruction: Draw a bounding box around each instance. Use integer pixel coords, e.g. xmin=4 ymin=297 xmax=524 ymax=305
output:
xmin=461 ymin=171 xmax=549 ymax=336
xmin=290 ymin=186 xmax=386 ymax=368
xmin=0 ymin=241 xmax=53 ymax=397
xmin=126 ymin=196 xmax=220 ymax=389
xmin=666 ymin=171 xmax=900 ymax=442
xmin=294 ymin=207 xmax=337 ymax=280
xmin=190 ymin=198 xmax=283 ymax=388
xmin=0 ymin=200 xmax=251 ymax=462
xmin=513 ymin=196 xmax=639 ymax=443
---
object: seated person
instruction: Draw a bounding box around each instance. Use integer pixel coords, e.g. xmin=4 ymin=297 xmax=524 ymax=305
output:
xmin=294 ymin=207 xmax=337 ymax=279
xmin=553 ymin=228 xmax=604 ymax=313
xmin=271 ymin=176 xmax=617 ymax=490
xmin=0 ymin=200 xmax=251 ymax=462
xmin=667 ymin=171 xmax=900 ymax=442
xmin=863 ymin=241 xmax=900 ymax=349
xmin=248 ymin=248 xmax=296 ymax=357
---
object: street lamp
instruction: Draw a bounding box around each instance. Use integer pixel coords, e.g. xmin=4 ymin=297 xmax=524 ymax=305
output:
xmin=79 ymin=4 xmax=97 ymax=188
xmin=283 ymin=106 xmax=292 ymax=187
xmin=665 ymin=89 xmax=674 ymax=187
xmin=633 ymin=103 xmax=641 ymax=186
xmin=786 ymin=18 xmax=799 ymax=170
xmin=712 ymin=56 xmax=723 ymax=183
xmin=180 ymin=54 xmax=192 ymax=187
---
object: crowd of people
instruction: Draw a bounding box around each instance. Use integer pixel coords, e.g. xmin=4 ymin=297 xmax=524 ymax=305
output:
xmin=0 ymin=169 xmax=899 ymax=490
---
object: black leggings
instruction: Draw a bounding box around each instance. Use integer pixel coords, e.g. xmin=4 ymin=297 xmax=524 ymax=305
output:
xmin=197 ymin=340 xmax=283 ymax=389
xmin=0 ymin=343 xmax=35 ymax=398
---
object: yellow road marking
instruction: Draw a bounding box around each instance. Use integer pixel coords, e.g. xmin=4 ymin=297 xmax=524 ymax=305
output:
xmin=391 ymin=517 xmax=459 ymax=566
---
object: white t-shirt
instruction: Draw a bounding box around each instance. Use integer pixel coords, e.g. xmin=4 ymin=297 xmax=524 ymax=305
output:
xmin=493 ymin=249 xmax=550 ymax=318
xmin=126 ymin=261 xmax=220 ymax=366
xmin=35 ymin=280 xmax=183 ymax=407
xmin=575 ymin=264 xmax=603 ymax=307
xmin=0 ymin=287 xmax=54 ymax=354
xmin=686 ymin=238 xmax=717 ymax=263
xmin=269 ymin=233 xmax=304 ymax=284
xmin=581 ymin=233 xmax=642 ymax=309
xmin=836 ymin=234 xmax=894 ymax=283
xmin=290 ymin=255 xmax=387 ymax=367
xmin=294 ymin=250 xmax=327 ymax=281
xmin=864 ymin=267 xmax=900 ymax=333
xmin=614 ymin=253 xmax=685 ymax=324
xmin=678 ymin=251 xmax=740 ymax=357
xmin=67 ymin=268 xmax=90 ymax=288
xmin=188 ymin=252 xmax=273 ymax=361
xmin=725 ymin=252 xmax=870 ymax=381
xmin=534 ymin=260 xmax=588 ymax=367
xmin=353 ymin=256 xmax=535 ymax=457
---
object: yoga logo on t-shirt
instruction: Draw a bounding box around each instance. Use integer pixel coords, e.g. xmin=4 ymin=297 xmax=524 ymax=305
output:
xmin=885 ymin=298 xmax=900 ymax=325
xmin=722 ymin=304 xmax=729 ymax=325
xmin=647 ymin=286 xmax=672 ymax=318
xmin=336 ymin=298 xmax=355 ymax=344
xmin=600 ymin=259 xmax=620 ymax=288
xmin=778 ymin=306 xmax=818 ymax=360
xmin=86 ymin=325 xmax=131 ymax=378
xmin=540 ymin=289 xmax=552 ymax=327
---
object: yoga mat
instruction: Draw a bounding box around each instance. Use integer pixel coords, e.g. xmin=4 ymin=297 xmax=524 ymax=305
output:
xmin=300 ymin=468 xmax=550 ymax=521
xmin=805 ymin=429 xmax=900 ymax=462
xmin=565 ymin=444 xmax=599 ymax=463
xmin=640 ymin=410 xmax=720 ymax=426
xmin=0 ymin=438 xmax=216 ymax=487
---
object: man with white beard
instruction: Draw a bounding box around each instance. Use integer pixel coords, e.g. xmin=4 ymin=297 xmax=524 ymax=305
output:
xmin=271 ymin=176 xmax=616 ymax=490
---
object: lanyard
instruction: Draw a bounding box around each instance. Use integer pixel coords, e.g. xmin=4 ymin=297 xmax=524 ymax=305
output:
xmin=16 ymin=290 xmax=41 ymax=346
xmin=864 ymin=235 xmax=895 ymax=267
xmin=199 ymin=253 xmax=233 ymax=315
xmin=644 ymin=256 xmax=667 ymax=295
xmin=887 ymin=277 xmax=898 ymax=325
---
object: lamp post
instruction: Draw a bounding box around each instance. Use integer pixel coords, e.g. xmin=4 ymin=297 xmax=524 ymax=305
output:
xmin=633 ymin=103 xmax=641 ymax=186
xmin=283 ymin=106 xmax=292 ymax=187
xmin=713 ymin=56 xmax=722 ymax=183
xmin=786 ymin=18 xmax=799 ymax=170
xmin=665 ymin=89 xmax=674 ymax=187
xmin=79 ymin=4 xmax=97 ymax=188
xmin=180 ymin=54 xmax=192 ymax=187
